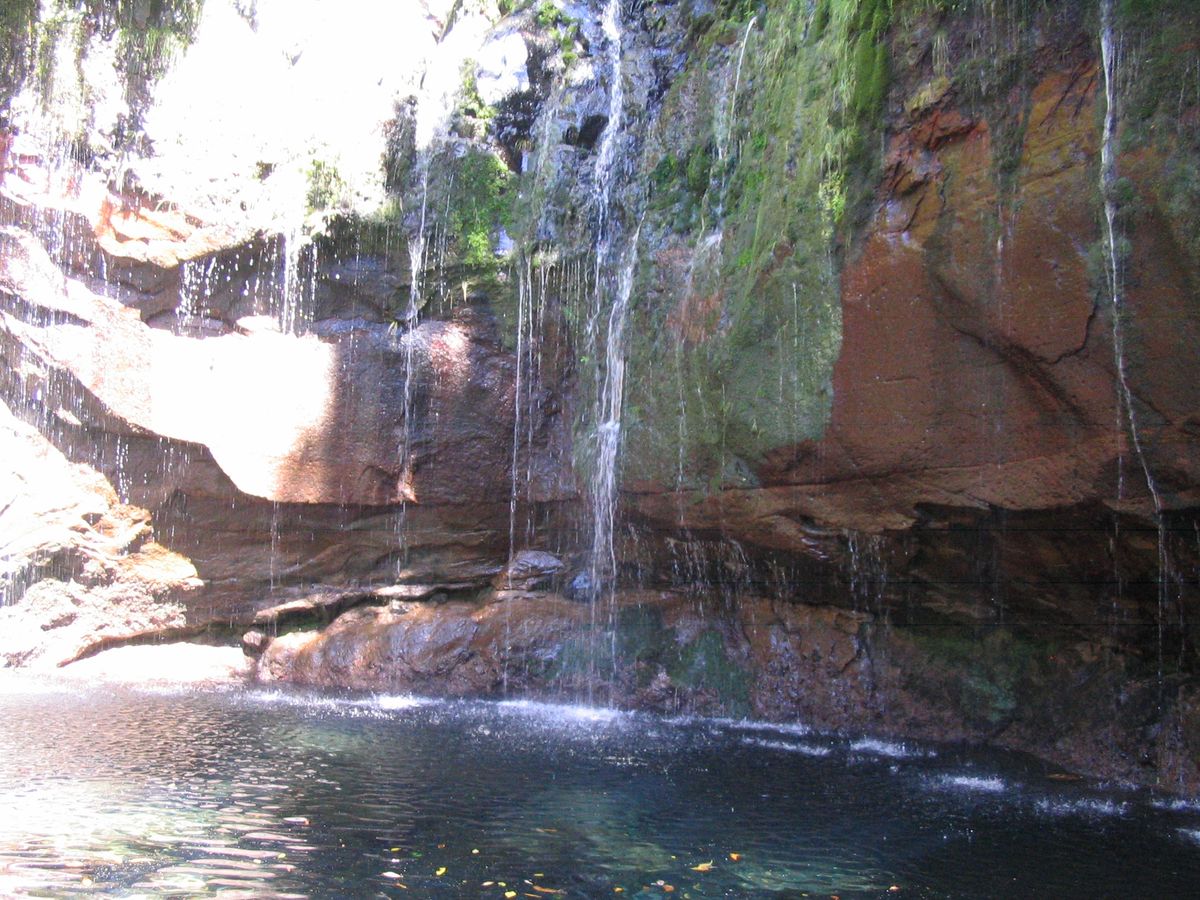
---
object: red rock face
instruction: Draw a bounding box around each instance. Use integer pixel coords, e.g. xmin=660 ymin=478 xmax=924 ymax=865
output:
xmin=637 ymin=61 xmax=1200 ymax=535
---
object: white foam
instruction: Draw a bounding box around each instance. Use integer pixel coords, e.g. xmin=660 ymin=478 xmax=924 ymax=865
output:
xmin=742 ymin=737 xmax=832 ymax=757
xmin=1177 ymin=828 xmax=1200 ymax=846
xmin=938 ymin=775 xmax=1007 ymax=793
xmin=1153 ymin=798 xmax=1200 ymax=813
xmin=495 ymin=698 xmax=626 ymax=724
xmin=726 ymin=718 xmax=812 ymax=737
xmin=242 ymin=689 xmax=408 ymax=718
xmin=850 ymin=738 xmax=931 ymax=759
xmin=373 ymin=694 xmax=429 ymax=711
xmin=1034 ymin=797 xmax=1128 ymax=817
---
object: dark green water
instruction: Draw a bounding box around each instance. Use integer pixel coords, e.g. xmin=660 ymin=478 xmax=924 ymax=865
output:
xmin=0 ymin=679 xmax=1197 ymax=898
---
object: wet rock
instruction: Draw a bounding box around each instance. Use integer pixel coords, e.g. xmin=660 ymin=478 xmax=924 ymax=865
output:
xmin=494 ymin=550 xmax=565 ymax=590
xmin=475 ymin=28 xmax=530 ymax=105
xmin=563 ymin=571 xmax=595 ymax=602
xmin=242 ymin=629 xmax=270 ymax=656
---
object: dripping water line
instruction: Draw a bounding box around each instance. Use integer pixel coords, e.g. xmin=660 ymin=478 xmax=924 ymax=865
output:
xmin=1100 ymin=0 xmax=1170 ymax=695
xmin=397 ymin=157 xmax=432 ymax=568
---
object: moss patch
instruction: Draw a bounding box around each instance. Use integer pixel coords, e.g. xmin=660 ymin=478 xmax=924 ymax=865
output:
xmin=898 ymin=624 xmax=1056 ymax=728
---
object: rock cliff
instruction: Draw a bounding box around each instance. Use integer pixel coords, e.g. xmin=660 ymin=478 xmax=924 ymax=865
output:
xmin=0 ymin=0 xmax=1197 ymax=792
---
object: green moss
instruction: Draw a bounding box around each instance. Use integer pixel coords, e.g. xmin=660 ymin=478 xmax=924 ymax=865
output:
xmin=623 ymin=0 xmax=866 ymax=486
xmin=900 ymin=625 xmax=1053 ymax=728
xmin=611 ymin=606 xmax=751 ymax=714
xmin=1105 ymin=0 xmax=1200 ymax=272
xmin=665 ymin=629 xmax=751 ymax=714
xmin=849 ymin=36 xmax=889 ymax=117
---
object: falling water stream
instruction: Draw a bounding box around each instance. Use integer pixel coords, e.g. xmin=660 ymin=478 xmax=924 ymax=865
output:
xmin=1098 ymin=0 xmax=1177 ymax=690
xmin=583 ymin=0 xmax=632 ymax=604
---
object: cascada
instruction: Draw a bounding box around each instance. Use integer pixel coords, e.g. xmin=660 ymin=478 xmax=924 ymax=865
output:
xmin=0 ymin=2 xmax=1199 ymax=888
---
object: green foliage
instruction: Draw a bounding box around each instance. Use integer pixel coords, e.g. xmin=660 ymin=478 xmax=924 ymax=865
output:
xmin=1107 ymin=0 xmax=1200 ymax=272
xmin=306 ymin=160 xmax=345 ymax=213
xmin=535 ymin=1 xmax=561 ymax=28
xmin=0 ymin=0 xmax=38 ymax=111
xmin=13 ymin=0 xmax=203 ymax=146
xmin=97 ymin=0 xmax=204 ymax=125
xmin=446 ymin=149 xmax=514 ymax=268
xmin=458 ymin=61 xmax=496 ymax=123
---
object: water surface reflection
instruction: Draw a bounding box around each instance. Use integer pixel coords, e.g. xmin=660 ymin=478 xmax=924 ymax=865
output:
xmin=1 ymin=679 xmax=1197 ymax=897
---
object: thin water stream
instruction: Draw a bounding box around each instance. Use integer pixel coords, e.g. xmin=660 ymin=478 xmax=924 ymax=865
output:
xmin=0 ymin=679 xmax=1198 ymax=898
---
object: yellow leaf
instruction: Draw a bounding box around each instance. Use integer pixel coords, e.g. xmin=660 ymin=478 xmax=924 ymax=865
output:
xmin=472 ymin=849 xmax=480 ymax=855
xmin=532 ymin=887 xmax=564 ymax=895
xmin=728 ymin=853 xmax=742 ymax=862
xmin=691 ymin=862 xmax=714 ymax=872
xmin=505 ymin=893 xmax=518 ymax=899
xmin=382 ymin=872 xmax=402 ymax=879
xmin=483 ymin=882 xmax=495 ymax=887
xmin=664 ymin=886 xmax=675 ymax=893
xmin=435 ymin=867 xmax=447 ymax=876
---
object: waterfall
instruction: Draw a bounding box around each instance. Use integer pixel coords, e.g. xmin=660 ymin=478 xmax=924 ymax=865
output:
xmin=716 ymin=14 xmax=757 ymax=167
xmin=581 ymin=0 xmax=640 ymax=605
xmin=587 ymin=225 xmax=641 ymax=594
xmin=394 ymin=157 xmax=431 ymax=569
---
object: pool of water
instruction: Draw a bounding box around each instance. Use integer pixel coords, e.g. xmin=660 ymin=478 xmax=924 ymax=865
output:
xmin=0 ymin=679 xmax=1197 ymax=897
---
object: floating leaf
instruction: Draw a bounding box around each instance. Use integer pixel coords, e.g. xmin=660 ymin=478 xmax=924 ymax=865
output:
xmin=889 ymin=887 xmax=901 ymax=893
xmin=382 ymin=871 xmax=402 ymax=879
xmin=472 ymin=849 xmax=480 ymax=855
xmin=483 ymin=882 xmax=495 ymax=887
xmin=728 ymin=853 xmax=742 ymax=862
xmin=505 ymin=893 xmax=517 ymax=899
xmin=532 ymin=887 xmax=564 ymax=895
xmin=691 ymin=862 xmax=714 ymax=872
xmin=435 ymin=867 xmax=447 ymax=876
